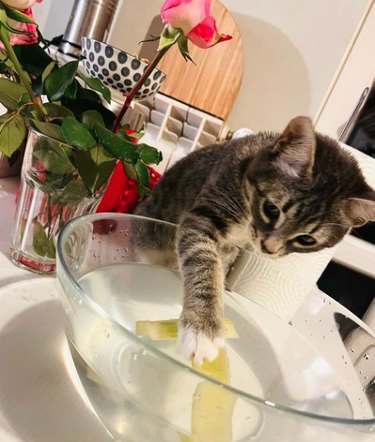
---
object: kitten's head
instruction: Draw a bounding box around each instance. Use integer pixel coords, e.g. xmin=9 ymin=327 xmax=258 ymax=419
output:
xmin=246 ymin=116 xmax=375 ymax=257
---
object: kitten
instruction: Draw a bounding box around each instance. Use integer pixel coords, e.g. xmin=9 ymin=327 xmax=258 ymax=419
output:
xmin=136 ymin=116 xmax=375 ymax=364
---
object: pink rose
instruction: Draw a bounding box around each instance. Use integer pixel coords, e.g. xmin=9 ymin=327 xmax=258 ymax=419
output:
xmin=1 ymin=0 xmax=42 ymax=10
xmin=160 ymin=0 xmax=232 ymax=48
xmin=3 ymin=7 xmax=39 ymax=46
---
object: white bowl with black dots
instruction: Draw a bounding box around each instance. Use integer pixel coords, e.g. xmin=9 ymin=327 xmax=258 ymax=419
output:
xmin=81 ymin=37 xmax=166 ymax=100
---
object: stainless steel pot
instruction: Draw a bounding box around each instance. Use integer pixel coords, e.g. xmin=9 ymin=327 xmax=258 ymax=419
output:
xmin=59 ymin=0 xmax=121 ymax=57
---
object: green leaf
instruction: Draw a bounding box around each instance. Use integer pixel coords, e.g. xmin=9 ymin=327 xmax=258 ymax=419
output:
xmin=30 ymin=119 xmax=64 ymax=142
xmin=32 ymin=221 xmax=55 ymax=258
xmin=122 ymin=161 xmax=137 ymax=181
xmin=0 ymin=78 xmax=28 ymax=110
xmin=82 ymin=110 xmax=105 ymax=129
xmin=4 ymin=6 xmax=36 ymax=24
xmin=43 ymin=60 xmax=79 ymax=101
xmin=94 ymin=122 xmax=139 ymax=164
xmin=17 ymin=92 xmax=30 ymax=106
xmin=0 ymin=4 xmax=7 ymax=23
xmin=61 ymin=116 xmax=97 ymax=150
xmin=81 ymin=76 xmax=111 ymax=104
xmin=40 ymin=171 xmax=74 ymax=191
xmin=138 ymin=144 xmax=163 ymax=165
xmin=74 ymin=144 xmax=116 ymax=193
xmin=13 ymin=43 xmax=53 ymax=77
xmin=33 ymin=140 xmax=75 ymax=175
xmin=76 ymin=87 xmax=101 ymax=103
xmin=44 ymin=103 xmax=74 ymax=120
xmin=158 ymin=25 xmax=182 ymax=52
xmin=59 ymin=180 xmax=89 ymax=206
xmin=135 ymin=159 xmax=151 ymax=196
xmin=61 ymin=97 xmax=116 ymax=129
xmin=0 ymin=53 xmax=17 ymax=76
xmin=41 ymin=61 xmax=56 ymax=84
xmin=177 ymin=34 xmax=194 ymax=62
xmin=0 ymin=114 xmax=26 ymax=156
xmin=64 ymin=79 xmax=79 ymax=99
xmin=135 ymin=160 xmax=149 ymax=185
xmin=46 ymin=239 xmax=56 ymax=259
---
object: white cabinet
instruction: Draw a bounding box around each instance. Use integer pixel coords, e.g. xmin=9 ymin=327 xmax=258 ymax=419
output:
xmin=314 ymin=0 xmax=375 ymax=138
xmin=314 ymin=1 xmax=375 ymax=324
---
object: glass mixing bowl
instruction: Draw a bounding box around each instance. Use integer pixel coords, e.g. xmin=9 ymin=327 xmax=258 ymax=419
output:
xmin=56 ymin=213 xmax=375 ymax=442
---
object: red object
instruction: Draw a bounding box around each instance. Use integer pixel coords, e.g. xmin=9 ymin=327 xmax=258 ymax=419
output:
xmin=96 ymin=162 xmax=160 ymax=213
xmin=96 ymin=129 xmax=161 ymax=214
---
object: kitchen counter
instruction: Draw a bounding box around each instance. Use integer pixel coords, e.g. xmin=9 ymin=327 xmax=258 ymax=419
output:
xmin=0 ymin=177 xmax=112 ymax=442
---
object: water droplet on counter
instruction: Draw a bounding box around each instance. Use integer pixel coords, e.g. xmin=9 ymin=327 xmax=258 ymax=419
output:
xmin=103 ymin=329 xmax=110 ymax=338
xmin=364 ymin=353 xmax=370 ymax=360
xmin=350 ymin=348 xmax=355 ymax=353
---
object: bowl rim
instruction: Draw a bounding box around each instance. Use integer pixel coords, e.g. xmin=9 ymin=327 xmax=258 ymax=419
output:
xmin=56 ymin=212 xmax=375 ymax=426
xmin=81 ymin=36 xmax=166 ymax=78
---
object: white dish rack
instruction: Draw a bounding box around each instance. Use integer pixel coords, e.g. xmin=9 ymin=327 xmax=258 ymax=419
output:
xmin=114 ymin=93 xmax=231 ymax=173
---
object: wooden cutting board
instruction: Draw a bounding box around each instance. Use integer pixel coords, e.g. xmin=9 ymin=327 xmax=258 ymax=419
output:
xmin=157 ymin=0 xmax=244 ymax=120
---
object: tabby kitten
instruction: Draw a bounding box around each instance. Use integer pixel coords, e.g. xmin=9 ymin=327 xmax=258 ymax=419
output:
xmin=136 ymin=116 xmax=375 ymax=364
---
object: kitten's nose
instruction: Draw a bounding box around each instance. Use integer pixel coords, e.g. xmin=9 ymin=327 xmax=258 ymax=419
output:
xmin=260 ymin=238 xmax=282 ymax=255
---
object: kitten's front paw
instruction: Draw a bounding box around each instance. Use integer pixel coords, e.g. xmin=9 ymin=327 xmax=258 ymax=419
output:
xmin=177 ymin=322 xmax=225 ymax=365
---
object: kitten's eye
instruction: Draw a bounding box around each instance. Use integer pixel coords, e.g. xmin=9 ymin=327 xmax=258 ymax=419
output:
xmin=295 ymin=234 xmax=317 ymax=246
xmin=263 ymin=200 xmax=280 ymax=220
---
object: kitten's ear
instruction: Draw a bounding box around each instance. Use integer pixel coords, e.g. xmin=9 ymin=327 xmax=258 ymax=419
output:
xmin=344 ymin=190 xmax=375 ymax=227
xmin=273 ymin=116 xmax=316 ymax=177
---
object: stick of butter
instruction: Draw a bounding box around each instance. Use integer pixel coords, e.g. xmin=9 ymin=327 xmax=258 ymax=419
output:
xmin=135 ymin=318 xmax=238 ymax=340
xmin=135 ymin=319 xmax=237 ymax=442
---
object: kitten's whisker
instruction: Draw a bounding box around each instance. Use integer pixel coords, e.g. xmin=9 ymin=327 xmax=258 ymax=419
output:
xmin=207 ymin=196 xmax=245 ymax=222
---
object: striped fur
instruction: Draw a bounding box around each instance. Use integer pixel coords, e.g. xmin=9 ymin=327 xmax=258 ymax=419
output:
xmin=136 ymin=116 xmax=375 ymax=363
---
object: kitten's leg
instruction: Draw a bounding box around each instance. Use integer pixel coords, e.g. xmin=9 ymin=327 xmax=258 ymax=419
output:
xmin=177 ymin=213 xmax=226 ymax=365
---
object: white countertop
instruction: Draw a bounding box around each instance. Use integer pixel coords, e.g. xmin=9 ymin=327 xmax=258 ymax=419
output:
xmin=0 ymin=177 xmax=112 ymax=442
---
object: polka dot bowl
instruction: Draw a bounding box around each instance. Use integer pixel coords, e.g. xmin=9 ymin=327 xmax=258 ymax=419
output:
xmin=81 ymin=37 xmax=166 ymax=100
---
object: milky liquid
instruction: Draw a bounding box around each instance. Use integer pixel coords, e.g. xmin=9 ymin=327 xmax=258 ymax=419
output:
xmin=66 ymin=262 xmax=355 ymax=442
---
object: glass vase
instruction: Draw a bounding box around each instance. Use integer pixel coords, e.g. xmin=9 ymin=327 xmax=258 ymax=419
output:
xmin=9 ymin=128 xmax=103 ymax=274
